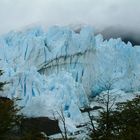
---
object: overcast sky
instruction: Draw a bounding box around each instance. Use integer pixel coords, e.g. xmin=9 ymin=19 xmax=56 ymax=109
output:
xmin=0 ymin=0 xmax=140 ymax=35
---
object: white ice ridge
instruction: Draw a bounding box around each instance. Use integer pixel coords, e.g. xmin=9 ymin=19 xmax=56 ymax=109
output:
xmin=0 ymin=25 xmax=140 ymax=124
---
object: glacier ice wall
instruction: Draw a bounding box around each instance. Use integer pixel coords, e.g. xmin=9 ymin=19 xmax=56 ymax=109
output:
xmin=0 ymin=26 xmax=140 ymax=122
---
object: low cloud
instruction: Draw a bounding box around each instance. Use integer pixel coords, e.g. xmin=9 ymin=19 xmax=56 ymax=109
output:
xmin=0 ymin=0 xmax=140 ymax=44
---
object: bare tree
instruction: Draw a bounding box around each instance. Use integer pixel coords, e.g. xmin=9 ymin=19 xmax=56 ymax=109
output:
xmin=80 ymin=105 xmax=102 ymax=134
xmin=95 ymin=77 xmax=119 ymax=138
xmin=52 ymin=106 xmax=68 ymax=140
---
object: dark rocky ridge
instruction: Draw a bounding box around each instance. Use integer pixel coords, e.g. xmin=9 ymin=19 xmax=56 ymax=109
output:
xmin=100 ymin=26 xmax=140 ymax=46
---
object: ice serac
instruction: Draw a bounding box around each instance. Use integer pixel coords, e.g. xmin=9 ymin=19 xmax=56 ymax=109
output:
xmin=21 ymin=71 xmax=88 ymax=124
xmin=0 ymin=26 xmax=96 ymax=96
xmin=38 ymin=26 xmax=96 ymax=95
xmin=0 ymin=25 xmax=140 ymax=125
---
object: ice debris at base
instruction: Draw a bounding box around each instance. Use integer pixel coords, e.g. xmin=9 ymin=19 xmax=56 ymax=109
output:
xmin=0 ymin=26 xmax=140 ymax=128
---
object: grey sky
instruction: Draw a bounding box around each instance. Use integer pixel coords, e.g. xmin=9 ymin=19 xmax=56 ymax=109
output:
xmin=0 ymin=0 xmax=140 ymax=35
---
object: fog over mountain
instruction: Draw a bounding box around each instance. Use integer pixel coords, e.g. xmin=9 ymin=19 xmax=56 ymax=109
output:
xmin=100 ymin=26 xmax=140 ymax=45
xmin=0 ymin=0 xmax=140 ymax=44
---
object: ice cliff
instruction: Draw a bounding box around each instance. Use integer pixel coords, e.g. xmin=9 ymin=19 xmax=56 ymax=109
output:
xmin=0 ymin=26 xmax=140 ymax=125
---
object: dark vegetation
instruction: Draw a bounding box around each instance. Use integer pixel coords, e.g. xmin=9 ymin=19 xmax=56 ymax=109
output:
xmin=0 ymin=97 xmax=60 ymax=140
xmin=90 ymin=95 xmax=140 ymax=140
xmin=0 ymin=70 xmax=22 ymax=140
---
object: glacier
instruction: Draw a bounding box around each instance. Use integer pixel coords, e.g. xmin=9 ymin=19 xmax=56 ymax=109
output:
xmin=0 ymin=25 xmax=140 ymax=127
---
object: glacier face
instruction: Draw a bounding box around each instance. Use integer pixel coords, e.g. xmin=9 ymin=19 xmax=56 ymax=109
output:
xmin=0 ymin=25 xmax=140 ymax=125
